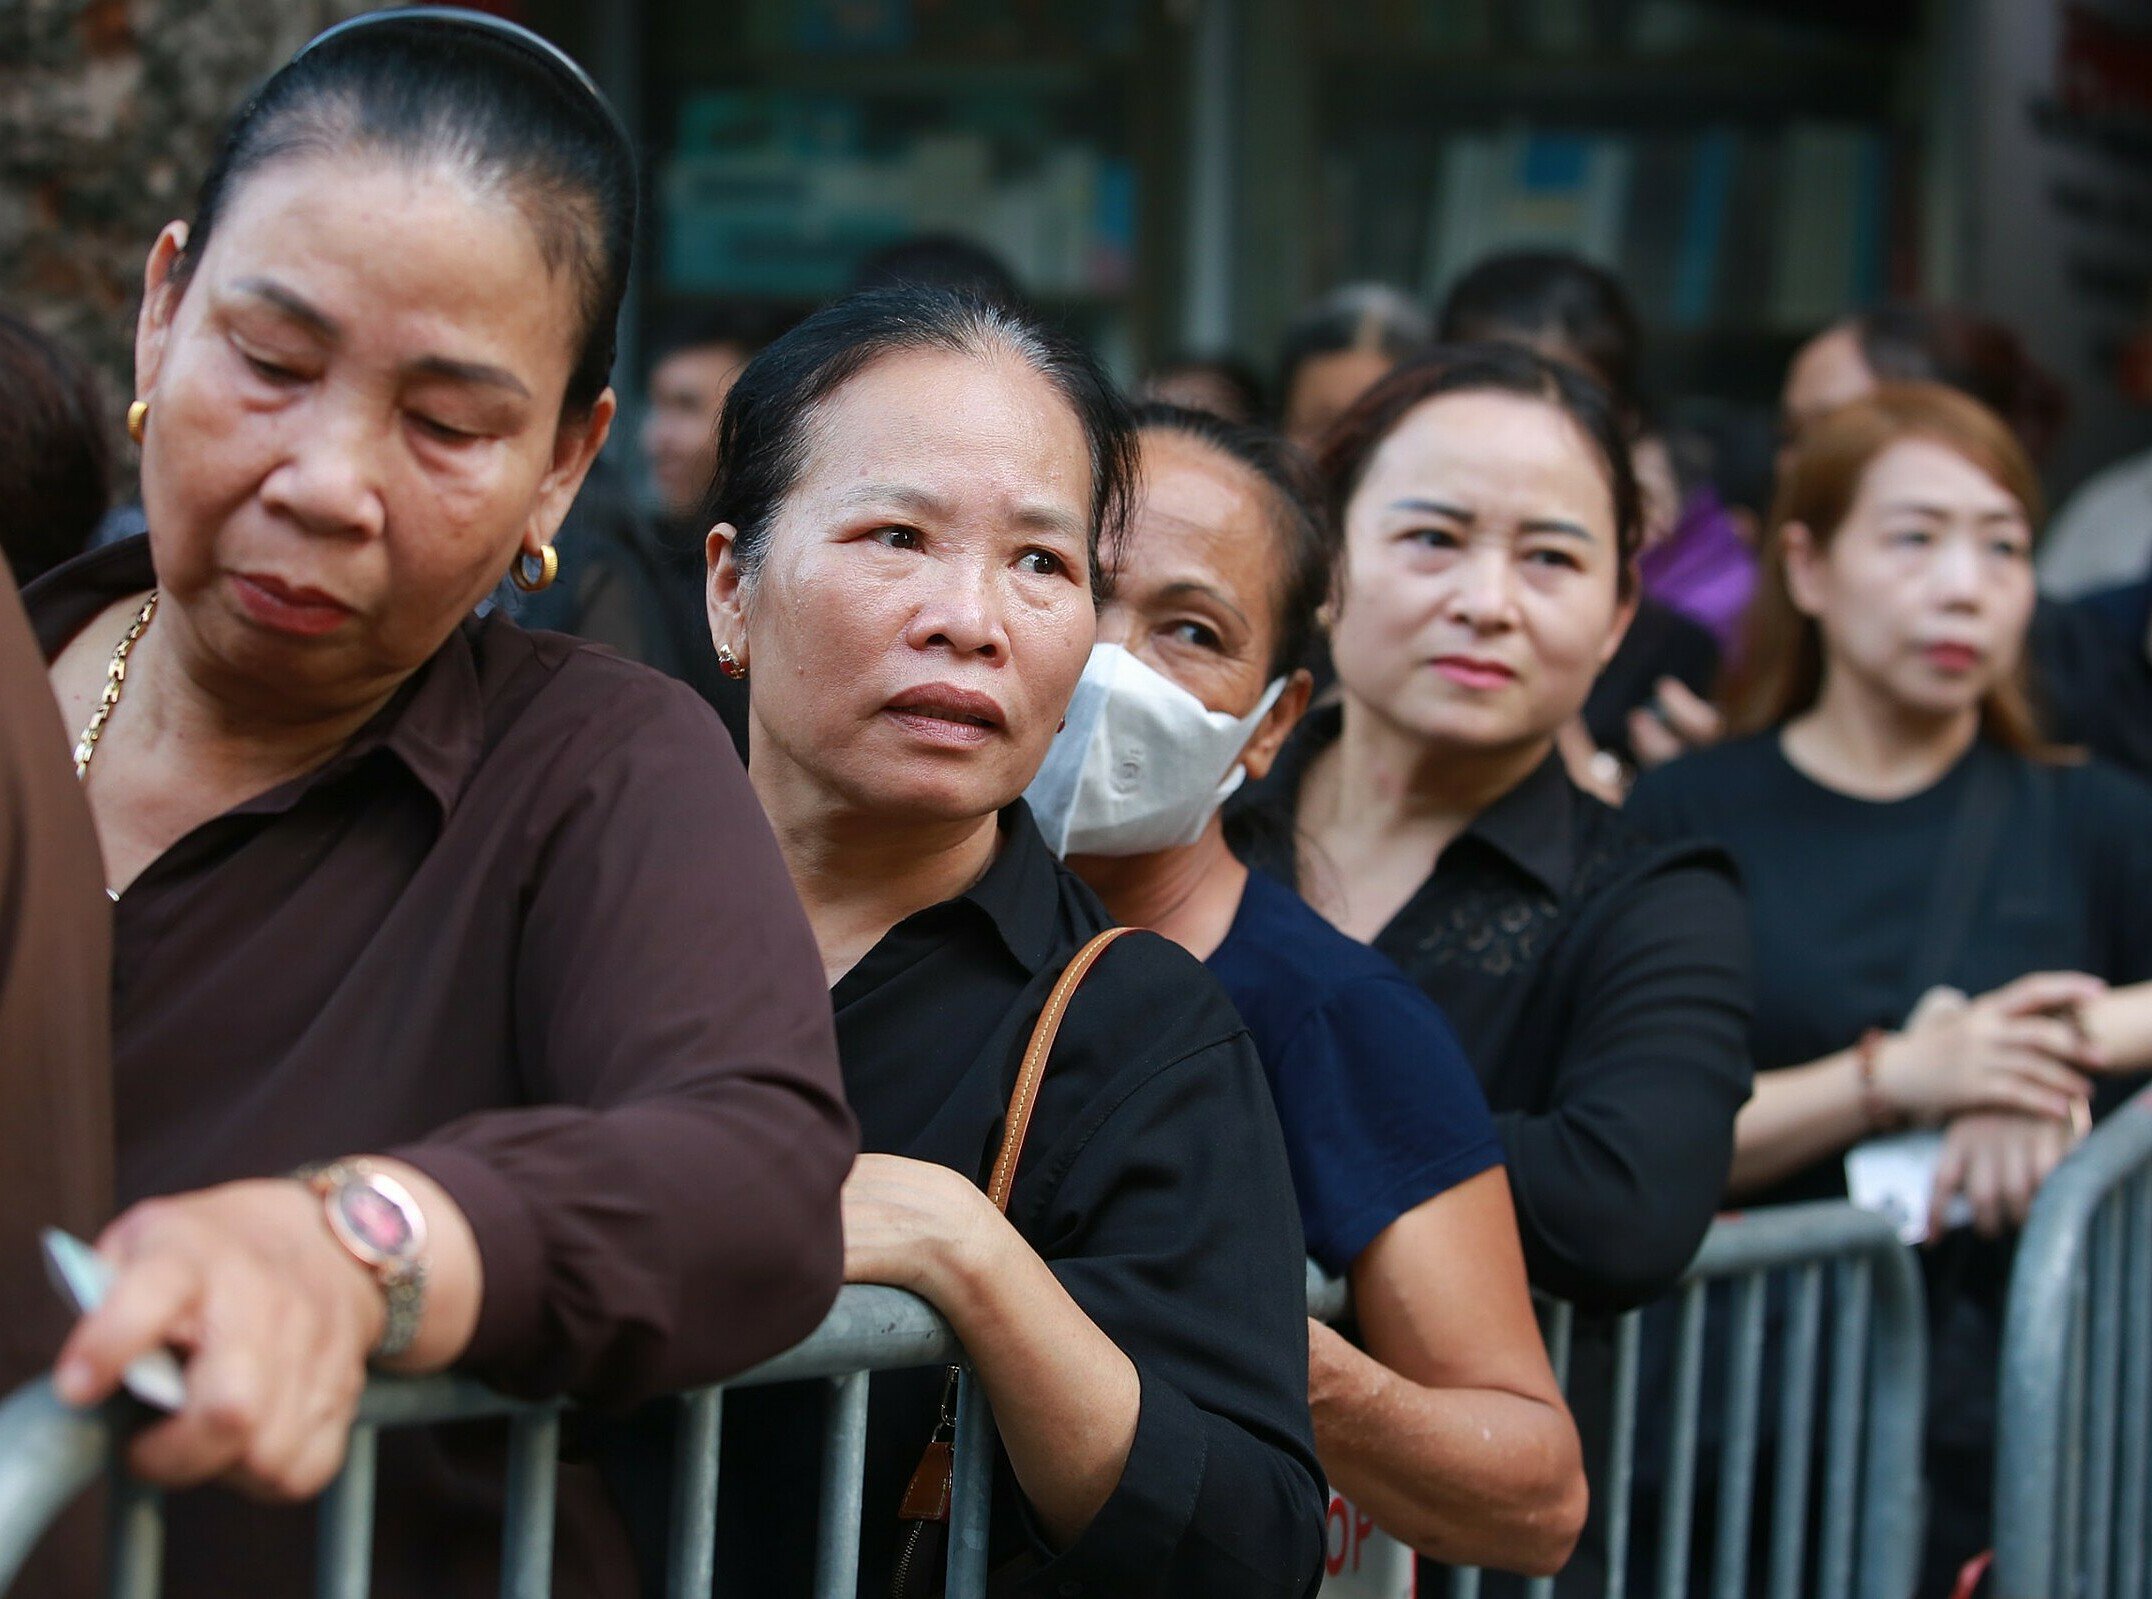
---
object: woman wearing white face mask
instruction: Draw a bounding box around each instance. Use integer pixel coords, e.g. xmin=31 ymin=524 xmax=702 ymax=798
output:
xmin=1040 ymin=403 xmax=1587 ymax=1577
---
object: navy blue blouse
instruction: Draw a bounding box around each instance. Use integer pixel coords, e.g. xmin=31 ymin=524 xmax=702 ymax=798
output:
xmin=1209 ymin=868 xmax=1503 ymax=1275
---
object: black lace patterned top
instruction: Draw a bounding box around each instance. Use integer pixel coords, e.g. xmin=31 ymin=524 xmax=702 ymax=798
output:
xmin=1233 ymin=704 xmax=1754 ymax=1314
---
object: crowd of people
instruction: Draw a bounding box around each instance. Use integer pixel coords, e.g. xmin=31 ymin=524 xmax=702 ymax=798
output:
xmin=5 ymin=11 xmax=2152 ymax=1598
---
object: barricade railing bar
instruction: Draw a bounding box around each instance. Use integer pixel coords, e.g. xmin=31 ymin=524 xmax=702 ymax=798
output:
xmin=1993 ymin=1085 xmax=2152 ymax=1599
xmin=0 ymin=1284 xmax=993 ymax=1599
xmin=0 ymin=1204 xmax=1924 ymax=1599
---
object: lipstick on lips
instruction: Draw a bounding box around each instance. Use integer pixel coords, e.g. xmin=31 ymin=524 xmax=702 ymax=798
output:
xmin=1920 ymin=641 xmax=1983 ymax=675
xmin=230 ymin=571 xmax=354 ymax=638
xmin=883 ymin=682 xmax=1006 ymax=747
xmin=1431 ymin=654 xmax=1518 ymax=691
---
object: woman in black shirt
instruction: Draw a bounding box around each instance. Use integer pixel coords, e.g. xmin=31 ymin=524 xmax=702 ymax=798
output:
xmin=702 ymin=289 xmax=1325 ymax=1597
xmin=1239 ymin=344 xmax=1753 ymax=1312
xmin=1628 ymin=383 xmax=2152 ymax=1590
xmin=1235 ymin=344 xmax=1753 ymax=1596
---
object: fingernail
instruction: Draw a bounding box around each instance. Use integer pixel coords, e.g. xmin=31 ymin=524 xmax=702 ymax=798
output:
xmin=54 ymin=1359 xmax=94 ymax=1405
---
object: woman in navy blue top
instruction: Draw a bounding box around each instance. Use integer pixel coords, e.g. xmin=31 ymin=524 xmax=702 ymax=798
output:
xmin=1044 ymin=402 xmax=1586 ymax=1577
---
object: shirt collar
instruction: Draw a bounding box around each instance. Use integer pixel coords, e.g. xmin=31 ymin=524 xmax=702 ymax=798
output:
xmin=1454 ymin=748 xmax=1577 ymax=896
xmin=29 ymin=534 xmax=488 ymax=819
xmin=1280 ymin=701 xmax=1577 ymax=896
xmin=958 ymin=802 xmax=1070 ymax=976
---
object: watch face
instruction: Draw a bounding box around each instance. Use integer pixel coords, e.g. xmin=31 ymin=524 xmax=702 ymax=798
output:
xmin=337 ymin=1180 xmax=416 ymax=1260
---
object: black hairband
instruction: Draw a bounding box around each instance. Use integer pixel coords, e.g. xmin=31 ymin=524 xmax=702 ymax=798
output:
xmin=295 ymin=6 xmax=628 ymax=144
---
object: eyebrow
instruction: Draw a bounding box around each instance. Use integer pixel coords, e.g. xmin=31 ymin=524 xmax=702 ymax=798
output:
xmin=841 ymin=482 xmax=1085 ymax=540
xmin=231 ymin=276 xmax=532 ymax=401
xmin=1154 ymin=578 xmax=1249 ymax=630
xmin=1876 ymin=499 xmax=2025 ymax=524
xmin=1390 ymin=497 xmax=1596 ymax=541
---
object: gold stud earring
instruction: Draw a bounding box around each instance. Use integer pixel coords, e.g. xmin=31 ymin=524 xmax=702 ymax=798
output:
xmin=126 ymin=400 xmax=150 ymax=445
xmin=510 ymin=544 xmax=559 ymax=593
xmin=716 ymin=644 xmax=748 ymax=681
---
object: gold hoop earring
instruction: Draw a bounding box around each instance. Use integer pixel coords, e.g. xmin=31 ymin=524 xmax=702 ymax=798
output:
xmin=510 ymin=544 xmax=559 ymax=593
xmin=716 ymin=644 xmax=748 ymax=681
xmin=126 ymin=400 xmax=149 ymax=445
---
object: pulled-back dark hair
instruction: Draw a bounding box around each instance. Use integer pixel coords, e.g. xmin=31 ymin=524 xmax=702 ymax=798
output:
xmin=1276 ymin=284 xmax=1432 ymax=416
xmin=1850 ymin=302 xmax=2069 ymax=465
xmin=172 ymin=9 xmax=635 ymax=417
xmin=1319 ymin=342 xmax=1643 ymax=596
xmin=1438 ymin=248 xmax=1642 ymax=418
xmin=707 ymin=286 xmax=1137 ymax=599
xmin=0 ymin=313 xmax=110 ymax=586
xmin=1130 ymin=402 xmax=1334 ymax=679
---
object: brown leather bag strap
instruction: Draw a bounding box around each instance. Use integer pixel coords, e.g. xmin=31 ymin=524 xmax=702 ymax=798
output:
xmin=983 ymin=926 xmax=1134 ymax=1214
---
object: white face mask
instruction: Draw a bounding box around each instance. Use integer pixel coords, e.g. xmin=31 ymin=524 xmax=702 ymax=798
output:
xmin=1025 ymin=642 xmax=1287 ymax=858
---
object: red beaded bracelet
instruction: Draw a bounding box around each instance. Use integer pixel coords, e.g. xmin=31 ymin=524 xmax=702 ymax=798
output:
xmin=1854 ymin=1028 xmax=1906 ymax=1131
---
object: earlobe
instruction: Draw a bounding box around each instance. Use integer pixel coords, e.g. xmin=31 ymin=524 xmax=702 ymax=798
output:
xmin=1598 ymin=590 xmax=1641 ymax=671
xmin=1239 ymin=670 xmax=1314 ymax=784
xmin=1780 ymin=522 xmax=1825 ymax=617
xmin=706 ymin=522 xmax=747 ymax=647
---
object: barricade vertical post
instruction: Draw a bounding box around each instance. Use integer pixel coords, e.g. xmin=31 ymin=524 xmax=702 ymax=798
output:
xmin=1710 ymin=1273 xmax=1767 ymax=1599
xmin=812 ymin=1373 xmax=870 ymax=1599
xmin=315 ymin=1424 xmax=377 ymax=1599
xmin=1818 ymin=1258 xmax=1871 ymax=1599
xmin=1767 ymin=1262 xmax=1823 ymax=1599
xmin=2084 ymin=1208 xmax=2124 ymax=1599
xmin=105 ymin=1469 xmax=162 ymax=1599
xmin=1655 ymin=1282 xmax=1707 ymax=1599
xmin=2118 ymin=1179 xmax=2152 ymax=1599
xmin=1995 ymin=1088 xmax=2152 ymax=1599
xmin=945 ymin=1367 xmax=994 ymax=1599
xmin=666 ymin=1388 xmax=723 ymax=1599
xmin=1603 ymin=1310 xmax=1642 ymax=1599
xmin=500 ymin=1411 xmax=560 ymax=1599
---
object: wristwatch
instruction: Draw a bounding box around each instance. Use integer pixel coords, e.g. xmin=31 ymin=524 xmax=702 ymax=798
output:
xmin=295 ymin=1159 xmax=429 ymax=1361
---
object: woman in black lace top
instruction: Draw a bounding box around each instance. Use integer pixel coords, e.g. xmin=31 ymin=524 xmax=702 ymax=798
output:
xmin=1234 ymin=345 xmax=1754 ymax=1596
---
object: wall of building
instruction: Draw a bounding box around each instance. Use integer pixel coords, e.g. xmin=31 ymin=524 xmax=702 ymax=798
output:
xmin=1 ymin=0 xmax=379 ymax=444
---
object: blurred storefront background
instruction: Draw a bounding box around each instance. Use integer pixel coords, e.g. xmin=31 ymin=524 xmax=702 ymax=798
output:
xmin=6 ymin=0 xmax=2148 ymax=490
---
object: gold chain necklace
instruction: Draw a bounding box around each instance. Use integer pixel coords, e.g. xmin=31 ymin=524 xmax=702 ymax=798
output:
xmin=72 ymin=590 xmax=158 ymax=781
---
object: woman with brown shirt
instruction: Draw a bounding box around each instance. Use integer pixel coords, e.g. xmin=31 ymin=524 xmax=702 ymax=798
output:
xmin=25 ymin=14 xmax=853 ymax=1595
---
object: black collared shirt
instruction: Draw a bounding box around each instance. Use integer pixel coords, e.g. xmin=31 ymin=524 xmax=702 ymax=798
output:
xmin=714 ymin=804 xmax=1327 ymax=1599
xmin=1236 ymin=706 xmax=1754 ymax=1313
xmin=28 ymin=537 xmax=856 ymax=1599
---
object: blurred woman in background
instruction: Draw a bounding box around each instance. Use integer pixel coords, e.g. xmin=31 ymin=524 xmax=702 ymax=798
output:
xmin=1629 ymin=383 xmax=2152 ymax=1591
xmin=1276 ymin=283 xmax=1431 ymax=455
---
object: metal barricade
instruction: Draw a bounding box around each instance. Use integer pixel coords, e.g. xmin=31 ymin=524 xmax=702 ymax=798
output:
xmin=1993 ymin=1086 xmax=2152 ymax=1599
xmin=0 ymin=1203 xmax=1926 ymax=1599
xmin=0 ymin=1284 xmax=996 ymax=1599
xmin=1387 ymin=1202 xmax=1926 ymax=1599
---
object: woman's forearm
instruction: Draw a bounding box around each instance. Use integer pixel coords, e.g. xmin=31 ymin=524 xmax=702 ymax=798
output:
xmin=366 ymin=1158 xmax=482 ymax=1374
xmin=936 ymin=1228 xmax=1141 ymax=1549
xmin=1728 ymin=1051 xmax=1874 ymax=1197
xmin=1311 ymin=1331 xmax=1584 ymax=1575
xmin=2082 ymin=983 xmax=2152 ymax=1072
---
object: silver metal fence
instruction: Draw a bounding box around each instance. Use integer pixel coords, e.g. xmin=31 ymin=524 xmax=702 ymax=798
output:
xmin=0 ymin=1284 xmax=995 ymax=1599
xmin=1420 ymin=1201 xmax=1926 ymax=1599
xmin=1993 ymin=1085 xmax=2152 ymax=1599
xmin=0 ymin=1203 xmax=1925 ymax=1599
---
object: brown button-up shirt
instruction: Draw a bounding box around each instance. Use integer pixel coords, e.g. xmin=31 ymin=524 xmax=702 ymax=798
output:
xmin=0 ymin=554 xmax=112 ymax=1598
xmin=26 ymin=537 xmax=857 ymax=1598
